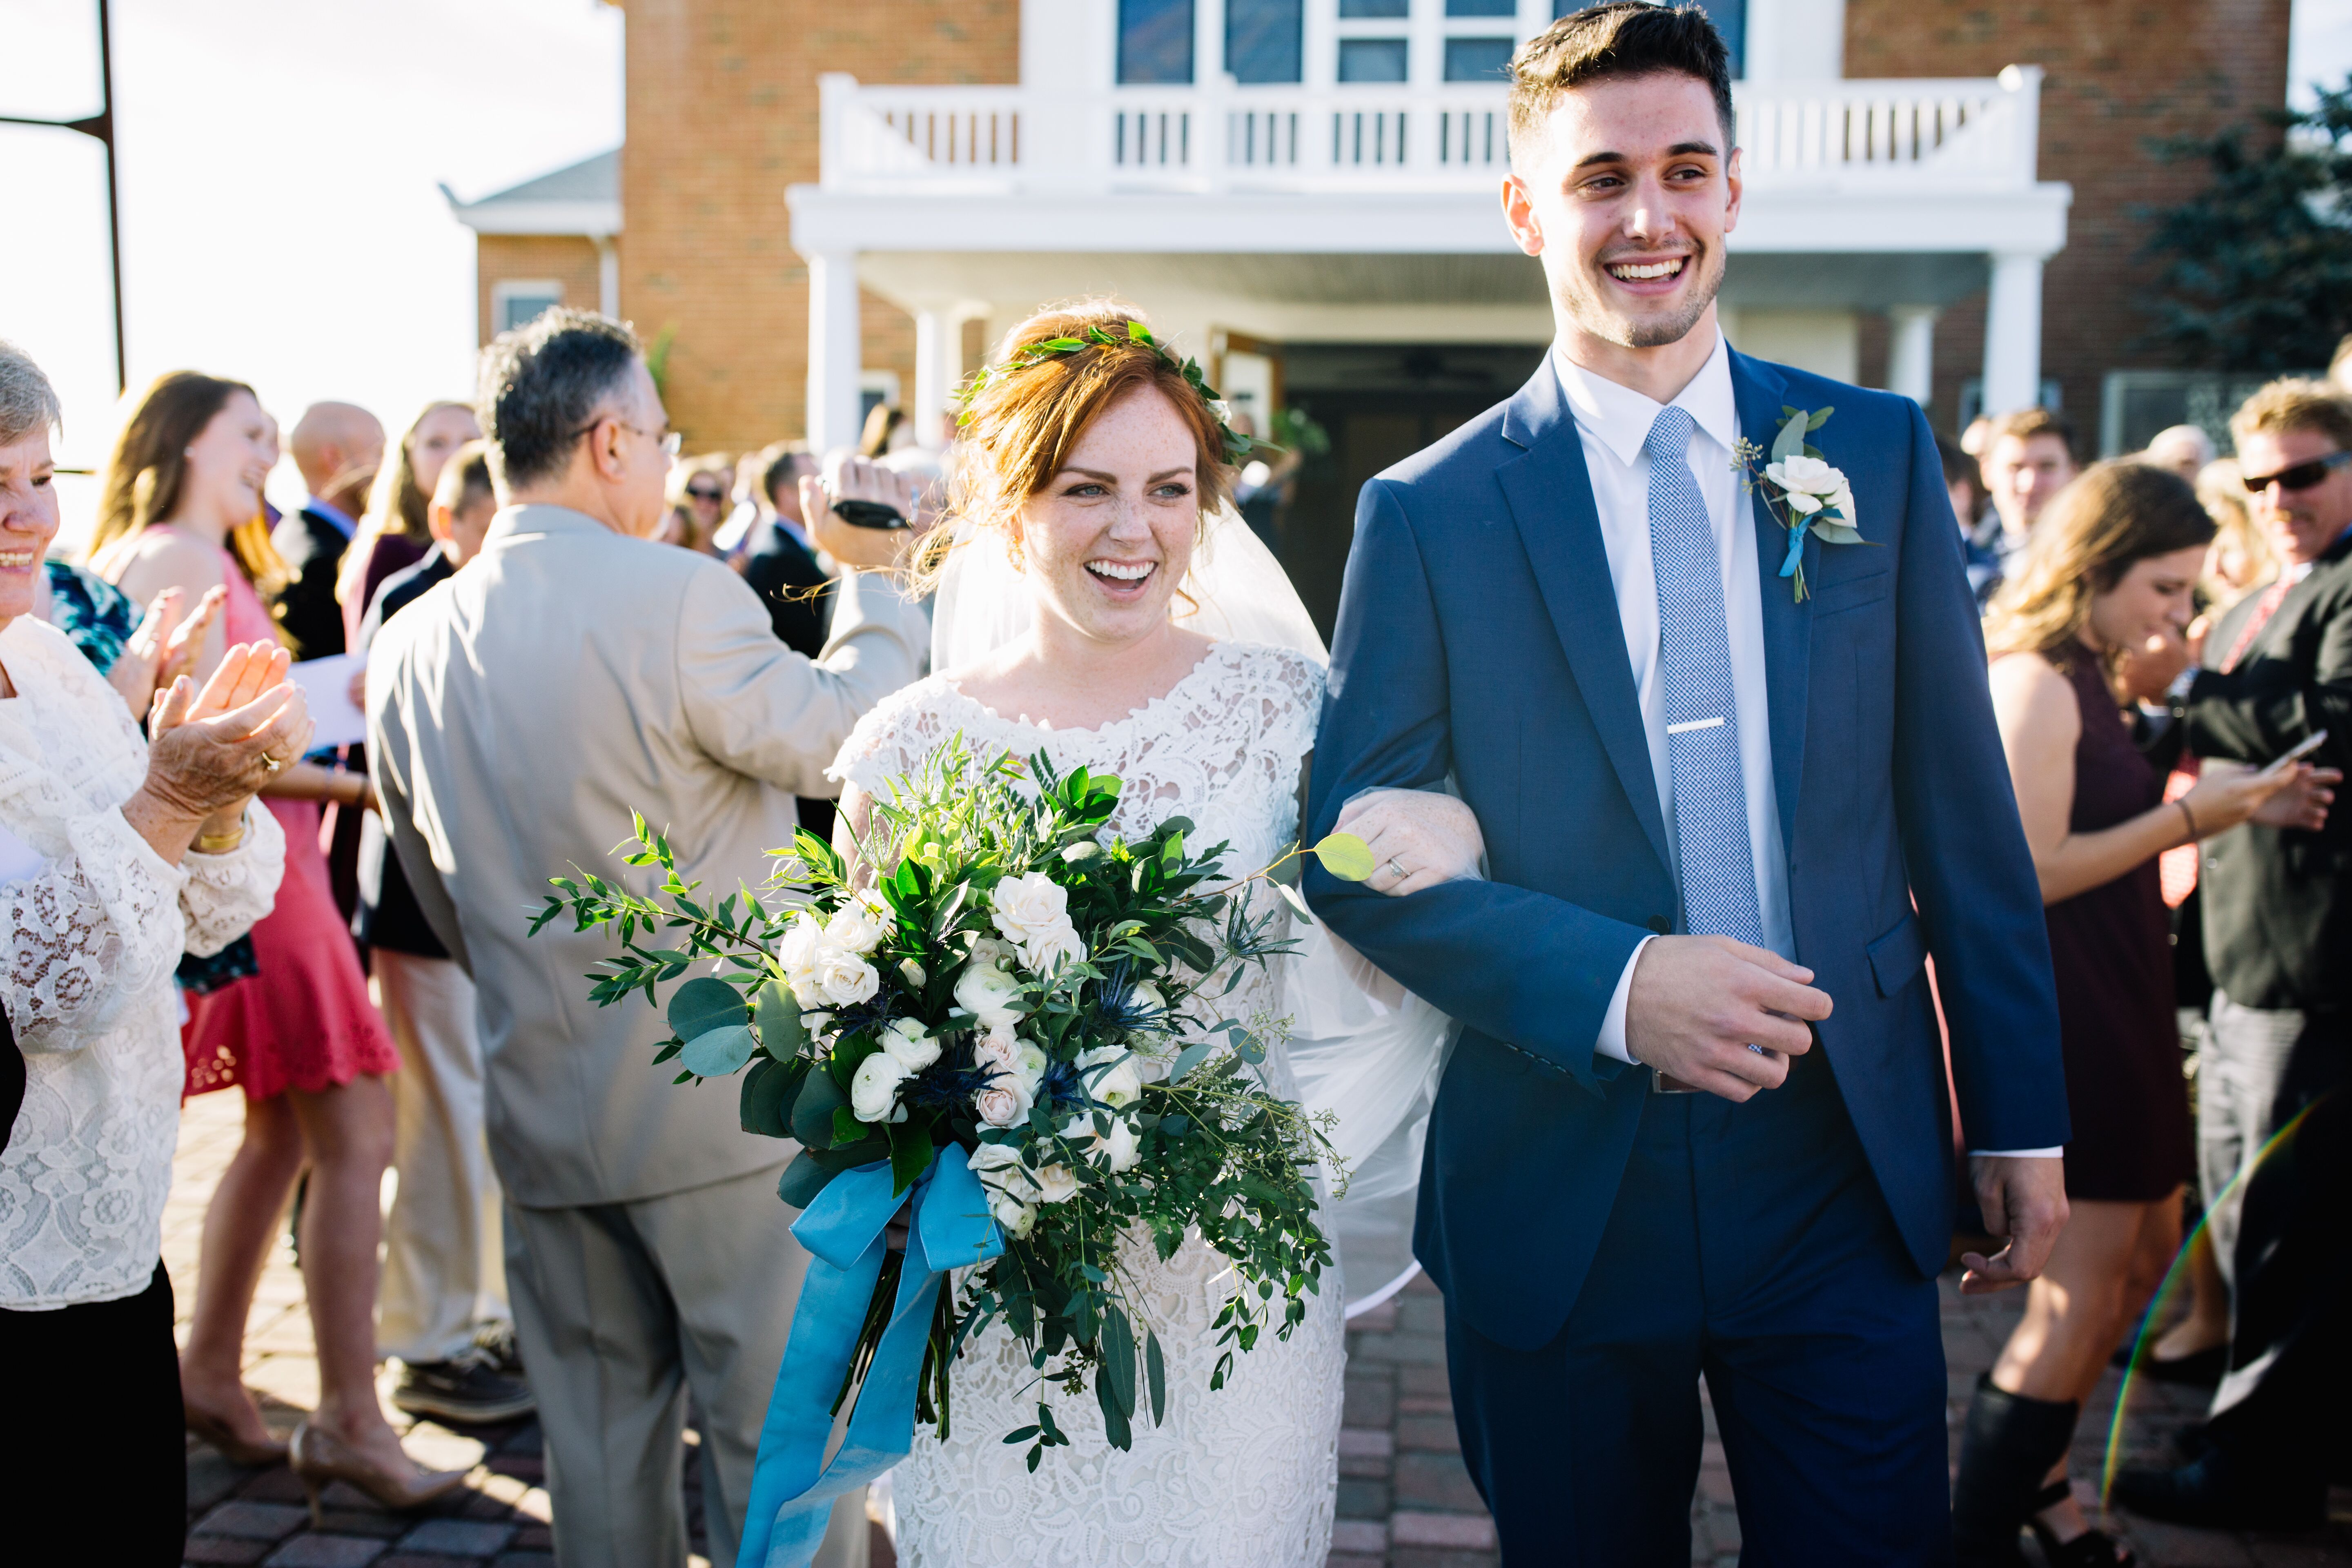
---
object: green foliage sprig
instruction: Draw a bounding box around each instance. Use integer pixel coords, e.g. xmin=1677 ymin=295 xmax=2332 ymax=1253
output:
xmin=956 ymin=320 xmax=1256 ymax=466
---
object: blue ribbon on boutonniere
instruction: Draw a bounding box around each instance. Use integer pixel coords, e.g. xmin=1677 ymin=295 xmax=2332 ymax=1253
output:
xmin=735 ymin=1144 xmax=1002 ymax=1568
xmin=1734 ymin=405 xmax=1869 ymax=604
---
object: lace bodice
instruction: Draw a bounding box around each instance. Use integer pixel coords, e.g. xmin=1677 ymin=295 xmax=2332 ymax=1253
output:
xmin=832 ymin=641 xmax=1346 ymax=1567
xmin=0 ymin=616 xmax=285 ymax=1309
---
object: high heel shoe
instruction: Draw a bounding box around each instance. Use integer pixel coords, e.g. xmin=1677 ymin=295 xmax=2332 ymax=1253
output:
xmin=287 ymin=1421 xmax=469 ymax=1526
xmin=183 ymin=1401 xmax=290 ymax=1467
xmin=2027 ymin=1481 xmax=2137 ymax=1567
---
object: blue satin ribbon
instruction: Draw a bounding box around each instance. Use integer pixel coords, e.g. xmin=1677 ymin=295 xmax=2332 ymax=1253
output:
xmin=736 ymin=1144 xmax=1004 ymax=1568
xmin=1778 ymin=522 xmax=1809 ymax=579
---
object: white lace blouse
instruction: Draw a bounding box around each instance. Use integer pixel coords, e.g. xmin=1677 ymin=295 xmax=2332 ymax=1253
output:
xmin=0 ymin=615 xmax=285 ymax=1310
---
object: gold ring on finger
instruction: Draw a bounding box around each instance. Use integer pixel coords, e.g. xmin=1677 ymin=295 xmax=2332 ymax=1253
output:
xmin=260 ymin=752 xmax=283 ymax=773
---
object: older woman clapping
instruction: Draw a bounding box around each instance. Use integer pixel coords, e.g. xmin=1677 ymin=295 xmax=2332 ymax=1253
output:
xmin=0 ymin=342 xmax=307 ymax=1565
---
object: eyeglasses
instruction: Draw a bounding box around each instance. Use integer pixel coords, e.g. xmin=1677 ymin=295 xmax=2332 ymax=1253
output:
xmin=686 ymin=484 xmax=726 ymax=501
xmin=568 ymin=417 xmax=682 ymax=462
xmin=2242 ymin=449 xmax=2352 ymax=493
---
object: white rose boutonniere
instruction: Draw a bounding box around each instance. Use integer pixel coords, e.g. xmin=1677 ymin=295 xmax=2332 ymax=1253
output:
xmin=1733 ymin=405 xmax=1871 ymax=602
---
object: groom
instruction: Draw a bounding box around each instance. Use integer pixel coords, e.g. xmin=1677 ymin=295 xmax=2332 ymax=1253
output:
xmin=1305 ymin=6 xmax=2071 ymax=1561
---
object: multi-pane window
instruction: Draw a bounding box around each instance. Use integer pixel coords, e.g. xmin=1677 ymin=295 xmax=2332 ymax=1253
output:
xmin=1337 ymin=37 xmax=1411 ymax=80
xmin=1443 ymin=36 xmax=1514 ymax=80
xmin=1227 ymin=0 xmax=1305 ymax=82
xmin=1119 ymin=0 xmax=1196 ymax=84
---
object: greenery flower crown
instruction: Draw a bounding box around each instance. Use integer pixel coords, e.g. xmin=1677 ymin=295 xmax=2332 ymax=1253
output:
xmin=956 ymin=320 xmax=1256 ymax=467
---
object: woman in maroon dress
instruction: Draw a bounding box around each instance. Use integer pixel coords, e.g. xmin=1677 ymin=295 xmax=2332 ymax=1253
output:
xmin=1952 ymin=463 xmax=2315 ymax=1566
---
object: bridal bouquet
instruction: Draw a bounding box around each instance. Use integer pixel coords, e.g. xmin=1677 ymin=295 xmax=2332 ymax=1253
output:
xmin=531 ymin=739 xmax=1371 ymax=1469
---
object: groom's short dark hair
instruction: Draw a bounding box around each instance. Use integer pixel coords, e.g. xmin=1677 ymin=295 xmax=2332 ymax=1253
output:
xmin=1507 ymin=4 xmax=1736 ymax=163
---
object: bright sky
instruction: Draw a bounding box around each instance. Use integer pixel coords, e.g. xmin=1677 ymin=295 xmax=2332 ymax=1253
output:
xmin=3 ymin=0 xmax=2348 ymax=547
xmin=0 ymin=0 xmax=622 ymax=545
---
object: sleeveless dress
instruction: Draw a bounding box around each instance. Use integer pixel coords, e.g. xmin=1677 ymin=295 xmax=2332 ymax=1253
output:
xmin=177 ymin=538 xmax=397 ymax=1100
xmin=830 ymin=640 xmax=1346 ymax=1568
xmin=2043 ymin=653 xmax=2194 ymax=1202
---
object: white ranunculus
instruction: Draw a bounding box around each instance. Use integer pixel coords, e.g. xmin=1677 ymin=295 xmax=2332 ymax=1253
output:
xmin=1127 ymin=981 xmax=1167 ymax=1021
xmin=989 ymin=871 xmax=1069 ymax=947
xmin=953 ymin=964 xmax=1026 ymax=1029
xmin=899 ymin=958 xmax=927 ymax=988
xmin=824 ymin=901 xmax=887 ymax=956
xmin=989 ymin=1191 xmax=1037 ymax=1238
xmin=1020 ymin=917 xmax=1084 ymax=977
xmin=879 ymin=1018 xmax=941 ymax=1072
xmin=966 ymin=933 xmax=1015 ymax=972
xmin=1012 ymin=1042 xmax=1049 ymax=1096
xmin=1060 ymin=1111 xmax=1142 ymax=1174
xmin=1030 ymin=1161 xmax=1080 ymax=1204
xmin=1077 ymin=1045 xmax=1143 ymax=1107
xmin=814 ymin=948 xmax=880 ymax=1008
xmin=967 ymin=1139 xmax=1029 ymax=1194
xmin=849 ymin=1052 xmax=908 ymax=1122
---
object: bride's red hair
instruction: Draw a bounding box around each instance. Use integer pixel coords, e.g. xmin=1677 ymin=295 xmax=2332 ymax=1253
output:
xmin=909 ymin=300 xmax=1236 ymax=596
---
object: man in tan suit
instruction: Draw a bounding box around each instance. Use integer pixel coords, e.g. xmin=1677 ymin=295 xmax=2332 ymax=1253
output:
xmin=368 ymin=309 xmax=923 ymax=1568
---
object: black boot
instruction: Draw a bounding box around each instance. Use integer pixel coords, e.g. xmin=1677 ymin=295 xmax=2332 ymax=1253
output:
xmin=1951 ymin=1372 xmax=2081 ymax=1567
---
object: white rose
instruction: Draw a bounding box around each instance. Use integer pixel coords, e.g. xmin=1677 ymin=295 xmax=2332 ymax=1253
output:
xmin=1763 ymin=453 xmax=1841 ymax=498
xmin=899 ymin=958 xmax=927 ymax=988
xmin=1060 ymin=1112 xmax=1141 ymax=1174
xmin=1127 ymin=982 xmax=1167 ymax=1020
xmin=849 ymin=1052 xmax=908 ymax=1122
xmin=967 ymin=1139 xmax=1030 ymax=1195
xmin=1020 ymin=917 xmax=1084 ymax=978
xmin=814 ymin=948 xmax=880 ymax=1008
xmin=989 ymin=1191 xmax=1037 ymax=1238
xmin=989 ymin=871 xmax=1069 ymax=946
xmin=1012 ymin=1042 xmax=1049 ymax=1096
xmin=1030 ymin=1161 xmax=1080 ymax=1204
xmin=776 ymin=913 xmax=828 ymax=1008
xmin=953 ymin=964 xmax=1026 ymax=1030
xmin=1077 ymin=1045 xmax=1143 ymax=1107
xmin=973 ymin=1023 xmax=1022 ymax=1077
xmin=802 ymin=1010 xmax=834 ymax=1039
xmin=974 ymin=1080 xmax=1032 ymax=1128
xmin=824 ymin=902 xmax=886 ymax=956
xmin=879 ymin=1018 xmax=941 ymax=1072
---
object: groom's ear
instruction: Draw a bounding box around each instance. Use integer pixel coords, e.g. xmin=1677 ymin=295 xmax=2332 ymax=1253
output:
xmin=1501 ymin=175 xmax=1545 ymax=258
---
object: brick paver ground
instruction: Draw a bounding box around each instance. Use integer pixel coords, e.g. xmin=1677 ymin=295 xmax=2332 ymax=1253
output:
xmin=169 ymin=1091 xmax=2350 ymax=1567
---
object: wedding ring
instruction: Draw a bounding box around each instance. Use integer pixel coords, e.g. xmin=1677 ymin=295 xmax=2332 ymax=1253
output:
xmin=1386 ymin=857 xmax=1406 ymax=882
xmin=259 ymin=752 xmax=283 ymax=774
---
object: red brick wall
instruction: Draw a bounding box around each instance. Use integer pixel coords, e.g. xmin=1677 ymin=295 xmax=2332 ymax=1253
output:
xmin=619 ymin=0 xmax=1021 ymax=451
xmin=475 ymin=235 xmax=607 ymax=345
xmin=1845 ymin=0 xmax=2291 ymax=441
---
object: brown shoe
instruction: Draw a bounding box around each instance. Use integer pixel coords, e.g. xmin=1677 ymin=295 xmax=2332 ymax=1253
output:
xmin=287 ymin=1420 xmax=469 ymax=1525
xmin=183 ymin=1400 xmax=289 ymax=1468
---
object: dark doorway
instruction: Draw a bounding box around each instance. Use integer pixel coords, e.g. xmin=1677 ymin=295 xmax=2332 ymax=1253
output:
xmin=1273 ymin=342 xmax=1547 ymax=640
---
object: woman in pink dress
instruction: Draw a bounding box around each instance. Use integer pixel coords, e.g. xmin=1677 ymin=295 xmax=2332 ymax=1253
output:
xmin=92 ymin=372 xmax=460 ymax=1515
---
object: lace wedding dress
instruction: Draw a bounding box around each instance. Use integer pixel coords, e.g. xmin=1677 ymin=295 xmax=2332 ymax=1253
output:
xmin=829 ymin=639 xmax=1346 ymax=1568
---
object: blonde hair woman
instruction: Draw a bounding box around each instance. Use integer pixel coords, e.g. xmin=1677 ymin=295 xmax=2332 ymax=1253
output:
xmin=666 ymin=452 xmax=734 ymax=556
xmin=1954 ymin=463 xmax=2310 ymax=1566
xmin=334 ymin=400 xmax=479 ymax=643
xmin=90 ymin=373 xmax=461 ymax=1515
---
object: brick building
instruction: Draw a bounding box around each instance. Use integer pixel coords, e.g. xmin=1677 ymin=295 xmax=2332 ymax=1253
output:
xmin=449 ymin=0 xmax=2290 ymax=628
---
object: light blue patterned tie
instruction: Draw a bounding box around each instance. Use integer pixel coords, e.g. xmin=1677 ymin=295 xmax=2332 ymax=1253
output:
xmin=1646 ymin=406 xmax=1765 ymax=949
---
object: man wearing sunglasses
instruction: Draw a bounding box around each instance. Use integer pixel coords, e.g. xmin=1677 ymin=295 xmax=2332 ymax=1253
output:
xmin=2117 ymin=379 xmax=2352 ymax=1530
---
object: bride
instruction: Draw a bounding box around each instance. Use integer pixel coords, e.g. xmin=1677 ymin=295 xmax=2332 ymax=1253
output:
xmin=826 ymin=302 xmax=1472 ymax=1566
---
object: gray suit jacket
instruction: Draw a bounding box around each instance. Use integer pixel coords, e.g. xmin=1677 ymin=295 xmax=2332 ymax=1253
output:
xmin=366 ymin=504 xmax=926 ymax=1207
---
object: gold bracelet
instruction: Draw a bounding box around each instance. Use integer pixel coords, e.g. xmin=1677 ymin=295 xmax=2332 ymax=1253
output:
xmin=194 ymin=825 xmax=245 ymax=855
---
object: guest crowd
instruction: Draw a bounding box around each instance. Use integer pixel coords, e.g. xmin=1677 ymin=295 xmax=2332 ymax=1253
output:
xmin=0 ymin=305 xmax=2344 ymax=1567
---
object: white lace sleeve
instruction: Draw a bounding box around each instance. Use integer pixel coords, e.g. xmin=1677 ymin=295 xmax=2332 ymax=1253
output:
xmin=826 ymin=677 xmax=953 ymax=798
xmin=3 ymin=805 xmax=189 ymax=1054
xmin=179 ymin=800 xmax=286 ymax=957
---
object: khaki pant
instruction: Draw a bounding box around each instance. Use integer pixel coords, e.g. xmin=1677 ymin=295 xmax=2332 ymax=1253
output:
xmin=375 ymin=949 xmax=508 ymax=1364
xmin=503 ymin=1163 xmax=866 ymax=1568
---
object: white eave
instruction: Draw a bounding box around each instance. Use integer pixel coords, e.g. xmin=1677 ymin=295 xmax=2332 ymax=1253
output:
xmin=442 ymin=149 xmax=621 ymax=239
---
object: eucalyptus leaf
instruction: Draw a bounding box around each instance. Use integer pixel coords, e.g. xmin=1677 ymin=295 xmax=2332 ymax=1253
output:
xmin=791 ymin=1067 xmax=847 ymax=1148
xmin=740 ymin=1055 xmax=799 ymax=1137
xmin=1167 ymin=1042 xmax=1214 ymax=1082
xmin=1770 ymin=411 xmax=1810 ymax=464
xmin=776 ymin=1150 xmax=833 ymax=1208
xmin=1095 ymin=1365 xmax=1134 ymax=1451
xmin=680 ymin=1024 xmax=758 ymax=1078
xmin=1145 ymin=1328 xmax=1167 ymax=1425
xmin=666 ymin=976 xmax=746 ymax=1042
xmin=1311 ymin=832 xmax=1375 ymax=882
xmin=1810 ymin=522 xmax=1865 ymax=546
xmin=753 ymin=978 xmax=804 ymax=1061
xmin=1807 ymin=405 xmax=1835 ymax=430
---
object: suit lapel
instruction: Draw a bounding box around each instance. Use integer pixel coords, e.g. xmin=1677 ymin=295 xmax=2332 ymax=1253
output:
xmin=1727 ymin=350 xmax=1812 ymax=854
xmin=1497 ymin=367 xmax=1673 ymax=876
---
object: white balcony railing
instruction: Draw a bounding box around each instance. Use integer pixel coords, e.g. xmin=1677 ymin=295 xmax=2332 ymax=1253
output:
xmin=817 ymin=66 xmax=2044 ymax=198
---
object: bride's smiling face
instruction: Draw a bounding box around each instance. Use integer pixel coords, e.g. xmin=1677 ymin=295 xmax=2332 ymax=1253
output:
xmin=1016 ymin=383 xmax=1200 ymax=648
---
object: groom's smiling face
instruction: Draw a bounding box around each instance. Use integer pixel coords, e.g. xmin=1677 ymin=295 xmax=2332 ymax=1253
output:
xmin=1503 ymin=71 xmax=1742 ymax=354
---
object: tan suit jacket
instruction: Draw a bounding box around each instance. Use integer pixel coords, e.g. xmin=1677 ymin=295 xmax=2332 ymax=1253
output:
xmin=367 ymin=503 xmax=925 ymax=1207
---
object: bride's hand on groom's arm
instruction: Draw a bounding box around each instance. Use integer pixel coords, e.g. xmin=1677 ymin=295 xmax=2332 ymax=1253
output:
xmin=1623 ymin=936 xmax=1830 ymax=1101
xmin=1958 ymin=1156 xmax=2069 ymax=1296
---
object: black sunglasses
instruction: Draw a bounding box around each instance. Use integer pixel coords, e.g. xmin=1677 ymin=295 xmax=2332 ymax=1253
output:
xmin=686 ymin=484 xmax=726 ymax=500
xmin=2242 ymin=449 xmax=2352 ymax=493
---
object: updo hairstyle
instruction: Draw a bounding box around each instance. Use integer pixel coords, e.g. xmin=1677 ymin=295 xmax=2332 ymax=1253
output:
xmin=910 ymin=301 xmax=1236 ymax=596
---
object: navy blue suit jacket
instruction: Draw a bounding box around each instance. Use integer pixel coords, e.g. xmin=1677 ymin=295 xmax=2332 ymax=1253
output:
xmin=1303 ymin=350 xmax=2069 ymax=1352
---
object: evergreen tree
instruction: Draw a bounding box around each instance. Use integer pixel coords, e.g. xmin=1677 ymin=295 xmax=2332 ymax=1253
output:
xmin=2139 ymin=80 xmax=2352 ymax=373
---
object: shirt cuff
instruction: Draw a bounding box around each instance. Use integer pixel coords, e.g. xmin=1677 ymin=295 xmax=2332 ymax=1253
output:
xmin=1969 ymin=1148 xmax=2063 ymax=1158
xmin=1595 ymin=935 xmax=1655 ymax=1064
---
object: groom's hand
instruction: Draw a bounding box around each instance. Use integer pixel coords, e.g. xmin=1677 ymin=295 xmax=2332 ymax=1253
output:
xmin=1959 ymin=1156 xmax=2069 ymax=1295
xmin=1624 ymin=935 xmax=1830 ymax=1101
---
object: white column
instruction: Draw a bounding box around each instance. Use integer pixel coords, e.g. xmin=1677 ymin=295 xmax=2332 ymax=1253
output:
xmin=805 ymin=250 xmax=862 ymax=453
xmin=1886 ymin=306 xmax=1938 ymax=406
xmin=594 ymin=236 xmax=619 ymax=320
xmin=913 ymin=310 xmax=949 ymax=449
xmin=1981 ymin=252 xmax=2046 ymax=416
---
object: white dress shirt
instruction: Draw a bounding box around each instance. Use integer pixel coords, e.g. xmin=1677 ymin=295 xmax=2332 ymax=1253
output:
xmin=1557 ymin=339 xmax=2057 ymax=1157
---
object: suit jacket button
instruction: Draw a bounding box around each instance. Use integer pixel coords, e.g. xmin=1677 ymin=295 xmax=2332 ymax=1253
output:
xmin=1647 ymin=915 xmax=1672 ymax=935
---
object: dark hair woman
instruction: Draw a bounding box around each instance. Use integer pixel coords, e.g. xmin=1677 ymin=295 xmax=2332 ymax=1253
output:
xmin=1953 ymin=463 xmax=2316 ymax=1566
